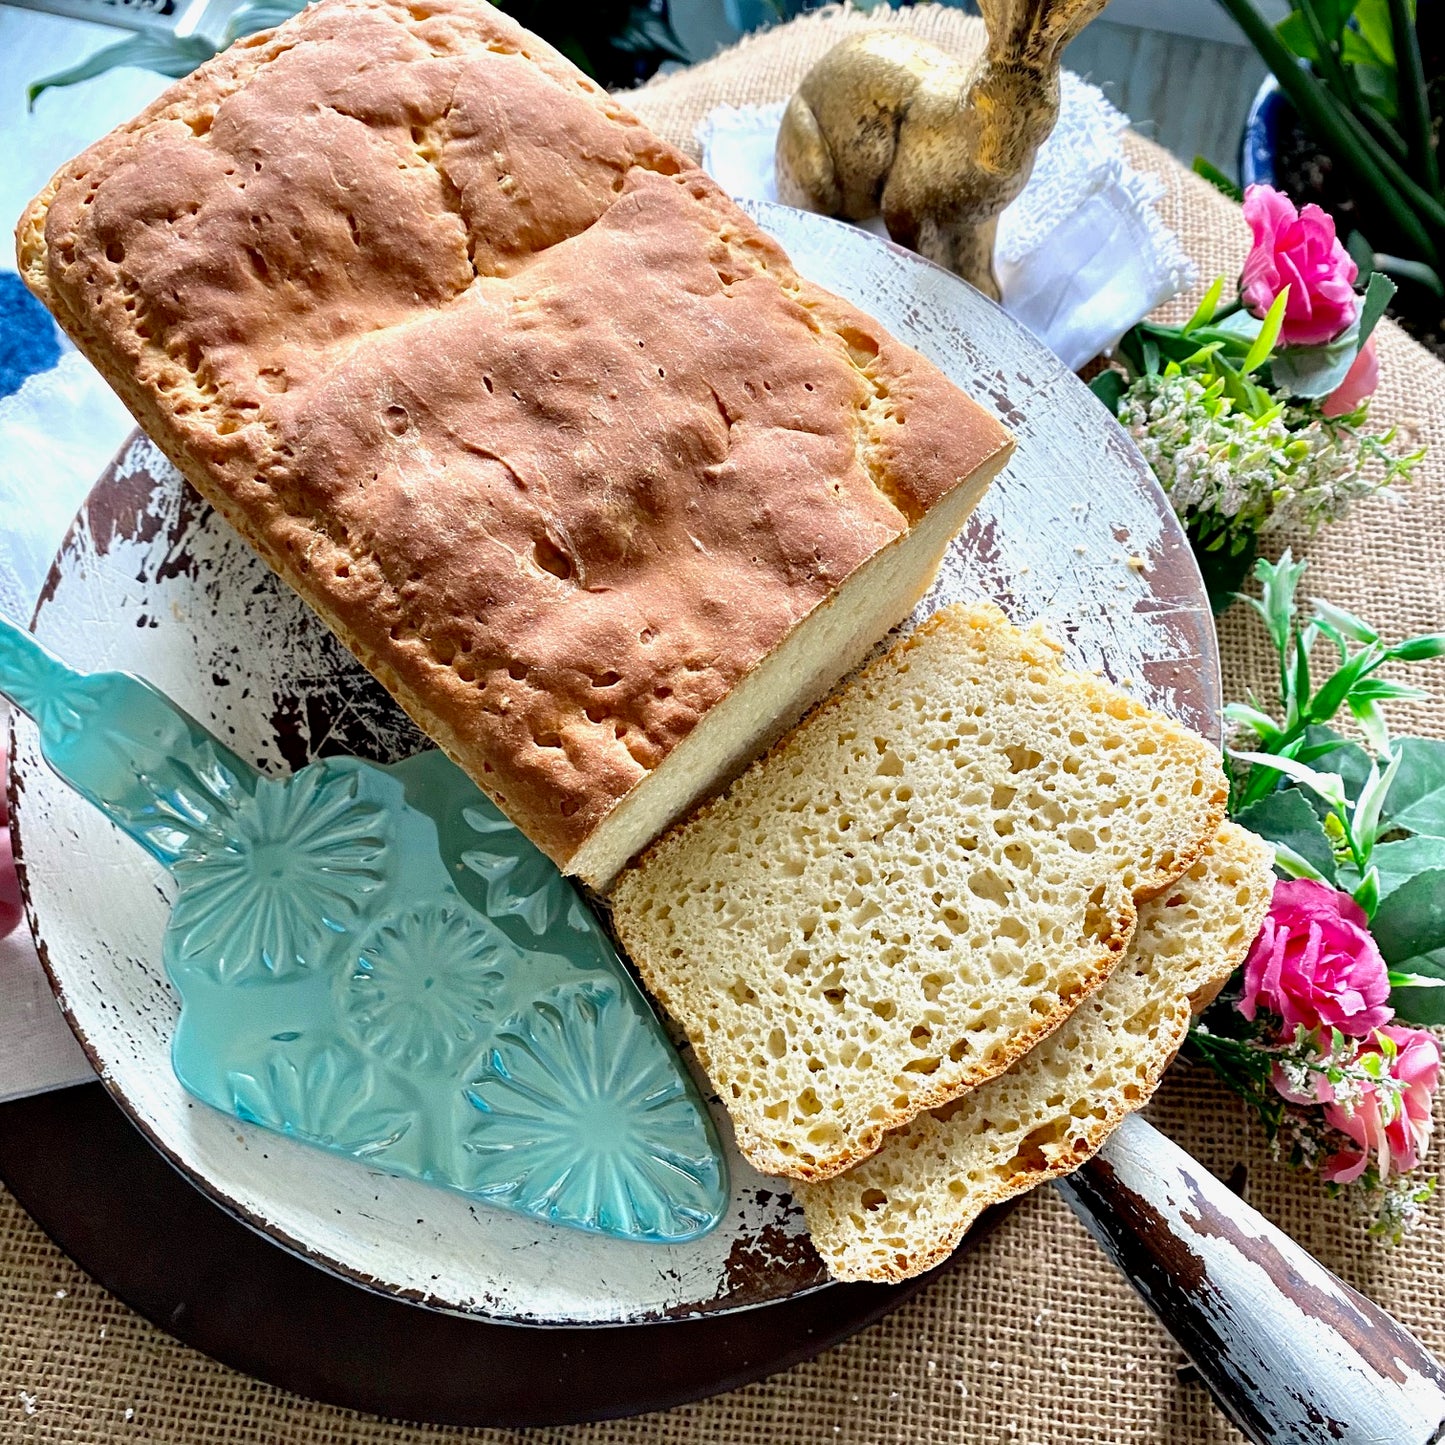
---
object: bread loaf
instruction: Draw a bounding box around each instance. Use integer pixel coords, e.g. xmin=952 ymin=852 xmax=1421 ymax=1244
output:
xmin=16 ymin=0 xmax=1013 ymax=888
xmin=798 ymin=822 xmax=1275 ymax=1281
xmin=609 ymin=604 xmax=1229 ymax=1181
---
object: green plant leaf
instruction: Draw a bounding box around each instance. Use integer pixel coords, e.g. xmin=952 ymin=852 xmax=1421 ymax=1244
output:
xmin=1191 ymin=159 xmax=1244 ymax=204
xmin=1370 ymin=867 xmax=1445 ymax=966
xmin=1382 ymin=737 xmax=1445 ymax=837
xmin=1089 ymin=369 xmax=1127 ymax=414
xmin=1269 ymin=323 xmax=1361 ymax=398
xmin=1352 ymin=0 xmax=1399 ymax=65
xmin=1374 ymin=254 xmax=1445 ymax=294
xmin=1276 ymin=10 xmax=1323 ymax=59
xmin=1297 ymin=724 xmax=1374 ymax=802
xmin=1356 ymin=271 xmax=1398 ymax=350
xmin=28 ymin=32 xmax=215 ymax=107
xmin=1373 ymin=835 xmax=1445 ymax=897
xmin=1235 ymin=787 xmax=1339 ymax=883
xmin=1183 ymin=276 xmax=1227 ymax=334
xmin=1391 ymin=971 xmax=1445 ymax=1025
xmin=1390 ymin=633 xmax=1445 ymax=662
xmin=1311 ymin=598 xmax=1379 ymax=644
xmin=1231 ymin=749 xmax=1349 ymax=812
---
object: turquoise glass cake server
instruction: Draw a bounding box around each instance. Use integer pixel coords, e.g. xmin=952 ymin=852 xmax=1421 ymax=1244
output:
xmin=0 ymin=615 xmax=726 ymax=1243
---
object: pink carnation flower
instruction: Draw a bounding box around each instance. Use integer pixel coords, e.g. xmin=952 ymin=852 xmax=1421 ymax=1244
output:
xmin=1322 ymin=1027 xmax=1441 ymax=1184
xmin=1239 ymin=878 xmax=1391 ymax=1039
xmin=1242 ymin=185 xmax=1359 ymax=347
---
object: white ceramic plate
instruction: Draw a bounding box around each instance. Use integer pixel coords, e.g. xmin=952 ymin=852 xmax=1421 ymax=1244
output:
xmin=12 ymin=204 xmax=1218 ymax=1325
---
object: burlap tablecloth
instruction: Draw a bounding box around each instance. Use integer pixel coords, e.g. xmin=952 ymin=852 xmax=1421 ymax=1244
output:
xmin=3 ymin=7 xmax=1442 ymax=1441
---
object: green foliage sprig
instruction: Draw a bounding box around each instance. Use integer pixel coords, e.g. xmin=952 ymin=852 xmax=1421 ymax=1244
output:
xmin=1226 ymin=553 xmax=1445 ymax=1021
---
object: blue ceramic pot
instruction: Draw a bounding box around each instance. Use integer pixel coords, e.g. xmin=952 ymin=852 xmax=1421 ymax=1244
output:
xmin=1240 ymin=74 xmax=1284 ymax=189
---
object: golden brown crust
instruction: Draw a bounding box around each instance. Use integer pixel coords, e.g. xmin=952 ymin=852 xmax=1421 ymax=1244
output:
xmin=17 ymin=0 xmax=1012 ymax=869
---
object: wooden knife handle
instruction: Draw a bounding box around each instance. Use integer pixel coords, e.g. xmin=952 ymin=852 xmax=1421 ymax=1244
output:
xmin=1055 ymin=1112 xmax=1445 ymax=1445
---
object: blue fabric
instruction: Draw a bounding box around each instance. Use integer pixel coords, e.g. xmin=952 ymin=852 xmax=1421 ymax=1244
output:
xmin=0 ymin=271 xmax=61 ymax=401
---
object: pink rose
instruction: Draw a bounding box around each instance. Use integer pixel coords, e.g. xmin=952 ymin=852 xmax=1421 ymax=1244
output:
xmin=1322 ymin=334 xmax=1380 ymax=418
xmin=0 ymin=740 xmax=19 ymax=942
xmin=1322 ymin=1026 xmax=1441 ymax=1184
xmin=1238 ymin=878 xmax=1391 ymax=1039
xmin=1242 ymin=185 xmax=1359 ymax=346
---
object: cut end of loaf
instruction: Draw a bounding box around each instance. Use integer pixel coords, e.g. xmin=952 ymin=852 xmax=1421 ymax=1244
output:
xmin=799 ymin=822 xmax=1276 ymax=1283
xmin=610 ymin=603 xmax=1228 ymax=1183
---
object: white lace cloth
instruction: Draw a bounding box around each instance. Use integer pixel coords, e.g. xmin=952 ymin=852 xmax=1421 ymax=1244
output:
xmin=696 ymin=71 xmax=1195 ymax=372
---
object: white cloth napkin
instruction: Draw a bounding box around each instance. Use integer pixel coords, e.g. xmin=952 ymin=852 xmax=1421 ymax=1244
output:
xmin=696 ymin=71 xmax=1195 ymax=372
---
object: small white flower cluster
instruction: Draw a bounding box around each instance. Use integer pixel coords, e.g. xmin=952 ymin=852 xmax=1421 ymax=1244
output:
xmin=1118 ymin=371 xmax=1405 ymax=539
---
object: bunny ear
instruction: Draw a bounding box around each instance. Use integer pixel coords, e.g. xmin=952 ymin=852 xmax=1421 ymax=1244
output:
xmin=980 ymin=0 xmax=1111 ymax=69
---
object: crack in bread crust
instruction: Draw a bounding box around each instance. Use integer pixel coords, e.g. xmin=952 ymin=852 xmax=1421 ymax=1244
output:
xmin=17 ymin=0 xmax=1012 ymax=874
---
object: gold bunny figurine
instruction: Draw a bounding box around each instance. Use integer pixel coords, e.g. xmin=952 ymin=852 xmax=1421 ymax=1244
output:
xmin=776 ymin=0 xmax=1111 ymax=299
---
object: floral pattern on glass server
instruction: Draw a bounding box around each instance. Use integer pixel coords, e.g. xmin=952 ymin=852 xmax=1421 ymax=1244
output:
xmin=168 ymin=768 xmax=386 ymax=983
xmin=345 ymin=905 xmax=506 ymax=1070
xmin=464 ymin=981 xmax=727 ymax=1242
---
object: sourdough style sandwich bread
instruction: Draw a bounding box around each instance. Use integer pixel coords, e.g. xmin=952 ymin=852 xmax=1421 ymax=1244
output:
xmin=798 ymin=822 xmax=1275 ymax=1281
xmin=609 ymin=604 xmax=1229 ymax=1181
xmin=16 ymin=0 xmax=1013 ymax=888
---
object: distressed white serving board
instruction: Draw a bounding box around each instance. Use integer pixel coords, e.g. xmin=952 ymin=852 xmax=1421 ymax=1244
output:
xmin=11 ymin=205 xmax=1218 ymax=1325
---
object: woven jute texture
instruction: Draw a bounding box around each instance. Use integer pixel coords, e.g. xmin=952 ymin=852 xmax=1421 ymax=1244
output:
xmin=3 ymin=7 xmax=1443 ymax=1442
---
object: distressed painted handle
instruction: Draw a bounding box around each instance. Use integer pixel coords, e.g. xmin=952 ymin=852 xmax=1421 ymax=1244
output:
xmin=1055 ymin=1113 xmax=1445 ymax=1444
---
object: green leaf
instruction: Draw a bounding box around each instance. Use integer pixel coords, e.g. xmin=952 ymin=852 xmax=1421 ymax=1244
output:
xmin=1276 ymin=9 xmax=1323 ymax=59
xmin=1224 ymin=701 xmax=1284 ymax=745
xmin=1231 ymin=749 xmax=1349 ymax=811
xmin=1355 ymin=744 xmax=1405 ymax=854
xmin=1356 ymin=271 xmax=1397 ymax=350
xmin=1353 ymin=864 xmax=1381 ymax=915
xmin=1311 ymin=598 xmax=1379 ymax=644
xmin=1373 ymin=835 xmax=1445 ymax=897
xmin=1308 ymin=644 xmax=1387 ymax=724
xmin=1269 ymin=323 xmax=1360 ymax=399
xmin=1352 ymin=0 xmax=1398 ymax=65
xmin=1370 ymin=867 xmax=1445 ymax=966
xmin=1183 ymin=277 xmax=1227 ymax=335
xmin=1297 ymin=724 xmax=1374 ymax=802
xmin=28 ymin=32 xmax=215 ymax=107
xmin=1391 ymin=971 xmax=1445 ymax=1026
xmin=1382 ymin=737 xmax=1445 ymax=837
xmin=1242 ymin=287 xmax=1289 ymax=376
xmin=1345 ymin=228 xmax=1377 ymax=275
xmin=1235 ymin=787 xmax=1339 ymax=884
xmin=1191 ymin=159 xmax=1244 ymax=204
xmin=1348 ymin=677 xmax=1429 ymax=702
xmin=1272 ymin=840 xmax=1334 ymax=882
xmin=1089 ymin=369 xmax=1127 ymax=414
xmin=1390 ymin=633 xmax=1445 ymax=661
xmin=1250 ymin=550 xmax=1307 ymax=663
xmin=1374 ymin=254 xmax=1445 ymax=295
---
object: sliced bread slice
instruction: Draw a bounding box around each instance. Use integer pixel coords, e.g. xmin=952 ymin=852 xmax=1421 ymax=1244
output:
xmin=798 ymin=821 xmax=1275 ymax=1281
xmin=609 ymin=604 xmax=1228 ymax=1181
